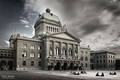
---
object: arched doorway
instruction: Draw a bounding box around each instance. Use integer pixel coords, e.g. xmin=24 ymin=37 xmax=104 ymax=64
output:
xmin=51 ymin=63 xmax=54 ymax=70
xmin=56 ymin=62 xmax=61 ymax=70
xmin=74 ymin=64 xmax=79 ymax=70
xmin=79 ymin=66 xmax=82 ymax=70
xmin=48 ymin=65 xmax=51 ymax=70
xmin=70 ymin=63 xmax=74 ymax=70
xmin=63 ymin=63 xmax=68 ymax=70
xmin=0 ymin=60 xmax=6 ymax=70
xmin=8 ymin=61 xmax=13 ymax=70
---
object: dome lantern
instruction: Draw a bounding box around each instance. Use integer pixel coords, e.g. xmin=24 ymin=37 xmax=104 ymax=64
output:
xmin=46 ymin=8 xmax=51 ymax=13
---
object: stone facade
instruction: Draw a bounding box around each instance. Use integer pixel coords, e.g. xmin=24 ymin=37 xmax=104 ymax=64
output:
xmin=90 ymin=51 xmax=116 ymax=70
xmin=0 ymin=8 xmax=90 ymax=70
xmin=80 ymin=47 xmax=90 ymax=70
xmin=0 ymin=48 xmax=15 ymax=70
xmin=115 ymin=58 xmax=120 ymax=70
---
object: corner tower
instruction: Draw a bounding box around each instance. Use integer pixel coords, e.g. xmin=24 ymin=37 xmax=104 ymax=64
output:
xmin=34 ymin=8 xmax=62 ymax=38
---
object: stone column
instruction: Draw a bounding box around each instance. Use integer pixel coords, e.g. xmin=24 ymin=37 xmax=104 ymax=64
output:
xmin=66 ymin=43 xmax=68 ymax=59
xmin=59 ymin=42 xmax=62 ymax=58
xmin=52 ymin=41 xmax=55 ymax=58
xmin=72 ymin=44 xmax=75 ymax=59
xmin=77 ymin=44 xmax=79 ymax=59
xmin=44 ymin=37 xmax=50 ymax=70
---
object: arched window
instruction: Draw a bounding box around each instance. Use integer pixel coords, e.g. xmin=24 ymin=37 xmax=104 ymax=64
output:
xmin=22 ymin=51 xmax=27 ymax=57
xmin=69 ymin=48 xmax=72 ymax=56
xmin=30 ymin=52 xmax=35 ymax=58
xmin=85 ymin=56 xmax=88 ymax=61
xmin=49 ymin=47 xmax=52 ymax=56
xmin=81 ymin=63 xmax=83 ymax=67
xmin=75 ymin=50 xmax=78 ymax=58
xmin=85 ymin=51 xmax=88 ymax=54
xmin=81 ymin=56 xmax=83 ymax=61
xmin=38 ymin=53 xmax=42 ymax=58
xmin=55 ymin=47 xmax=59 ymax=55
xmin=62 ymin=48 xmax=66 ymax=55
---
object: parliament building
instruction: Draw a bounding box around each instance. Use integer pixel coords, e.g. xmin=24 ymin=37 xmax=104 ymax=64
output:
xmin=0 ymin=9 xmax=90 ymax=70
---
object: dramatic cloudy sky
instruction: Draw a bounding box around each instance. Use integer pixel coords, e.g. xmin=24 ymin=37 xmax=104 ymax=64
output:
xmin=0 ymin=0 xmax=120 ymax=57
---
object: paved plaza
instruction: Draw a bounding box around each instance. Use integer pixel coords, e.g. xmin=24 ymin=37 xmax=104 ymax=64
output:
xmin=0 ymin=70 xmax=120 ymax=80
xmin=31 ymin=70 xmax=120 ymax=80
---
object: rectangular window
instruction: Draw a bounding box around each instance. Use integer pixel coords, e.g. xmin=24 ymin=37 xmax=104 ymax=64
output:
xmin=40 ymin=54 xmax=42 ymax=58
xmin=103 ymin=55 xmax=105 ymax=58
xmin=46 ymin=26 xmax=48 ymax=31
xmin=97 ymin=60 xmax=99 ymax=63
xmin=113 ymin=56 xmax=114 ymax=58
xmin=103 ymin=60 xmax=105 ymax=63
xmin=23 ymin=44 xmax=27 ymax=48
xmin=104 ymin=65 xmax=105 ymax=68
xmin=23 ymin=61 xmax=26 ymax=66
xmin=81 ymin=63 xmax=83 ymax=67
xmin=85 ymin=51 xmax=88 ymax=54
xmin=31 ymin=61 xmax=34 ymax=66
xmin=40 ymin=46 xmax=42 ymax=50
xmin=38 ymin=46 xmax=42 ymax=50
xmin=38 ymin=53 xmax=40 ymax=58
xmin=97 ymin=56 xmax=98 ymax=58
xmin=38 ymin=53 xmax=42 ymax=58
xmin=38 ymin=46 xmax=40 ymax=50
xmin=39 ymin=62 xmax=41 ymax=66
xmin=86 ymin=63 xmax=87 ymax=67
xmin=30 ymin=45 xmax=35 ymax=49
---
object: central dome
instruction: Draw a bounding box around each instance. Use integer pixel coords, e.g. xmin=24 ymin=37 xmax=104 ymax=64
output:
xmin=36 ymin=8 xmax=60 ymax=23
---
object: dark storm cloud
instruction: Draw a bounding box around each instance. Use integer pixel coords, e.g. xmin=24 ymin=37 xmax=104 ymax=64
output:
xmin=80 ymin=18 xmax=109 ymax=36
xmin=105 ymin=45 xmax=120 ymax=58
xmin=0 ymin=39 xmax=9 ymax=47
xmin=111 ymin=32 xmax=120 ymax=42
xmin=104 ymin=1 xmax=120 ymax=16
xmin=25 ymin=0 xmax=120 ymax=37
xmin=0 ymin=0 xmax=25 ymax=46
xmin=52 ymin=0 xmax=119 ymax=37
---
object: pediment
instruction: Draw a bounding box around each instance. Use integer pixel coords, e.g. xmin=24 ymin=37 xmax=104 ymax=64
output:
xmin=49 ymin=31 xmax=79 ymax=41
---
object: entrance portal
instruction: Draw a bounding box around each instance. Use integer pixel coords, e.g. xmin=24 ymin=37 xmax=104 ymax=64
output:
xmin=0 ymin=60 xmax=6 ymax=70
xmin=63 ymin=63 xmax=68 ymax=70
xmin=8 ymin=61 xmax=13 ymax=70
xmin=56 ymin=62 xmax=61 ymax=70
xmin=70 ymin=63 xmax=74 ymax=70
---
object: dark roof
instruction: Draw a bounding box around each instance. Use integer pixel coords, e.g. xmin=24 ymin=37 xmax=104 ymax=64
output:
xmin=90 ymin=50 xmax=116 ymax=54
